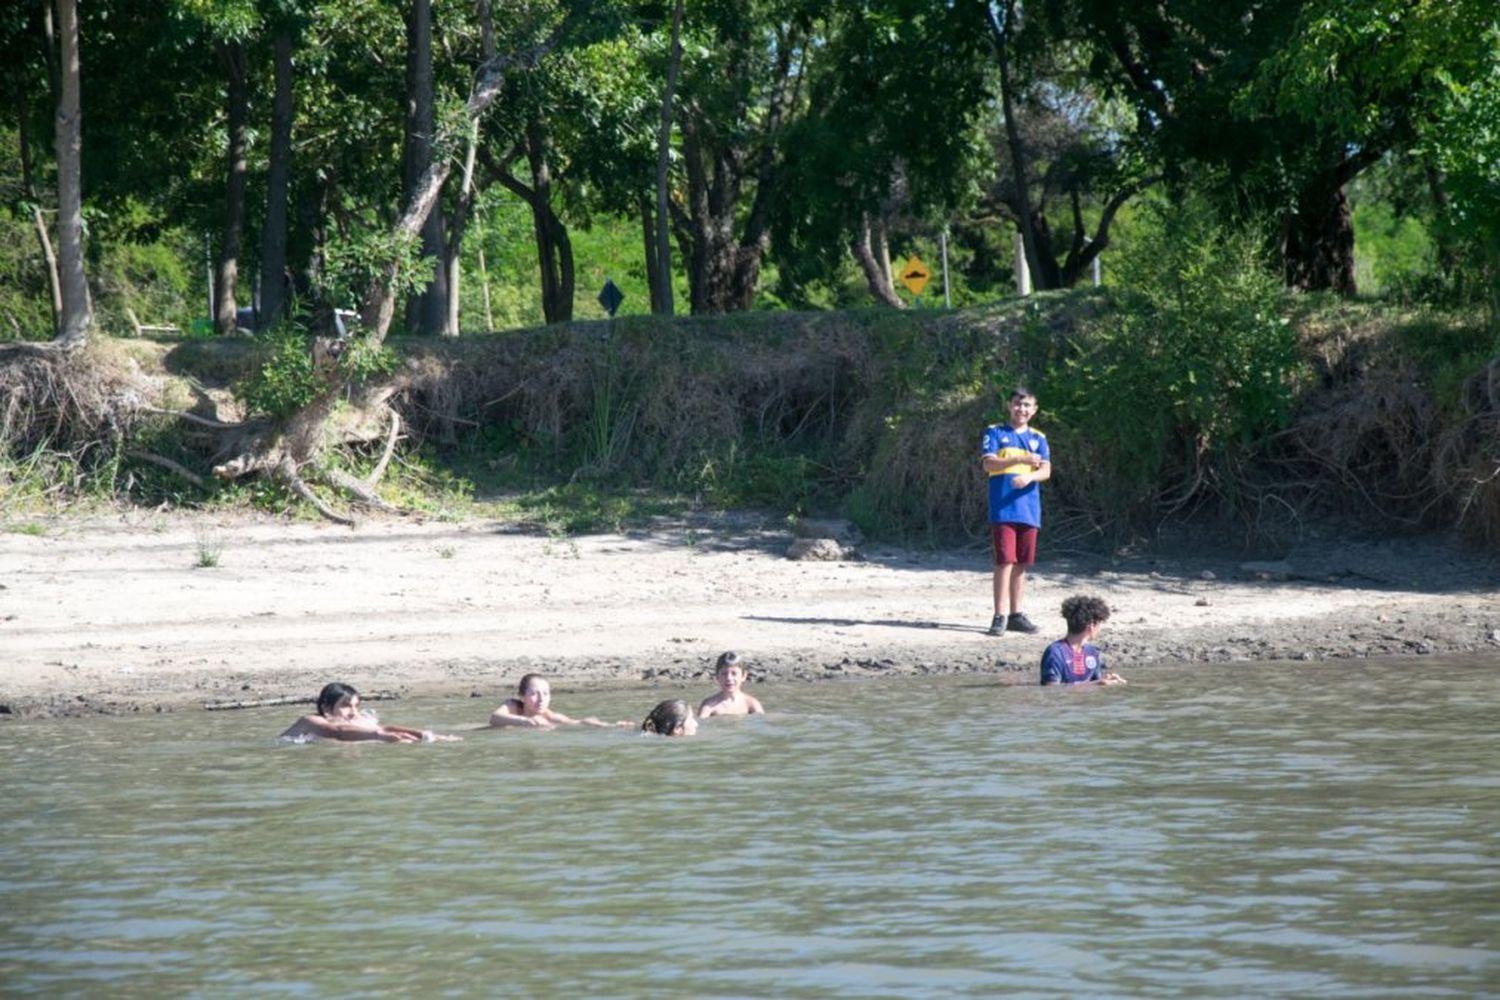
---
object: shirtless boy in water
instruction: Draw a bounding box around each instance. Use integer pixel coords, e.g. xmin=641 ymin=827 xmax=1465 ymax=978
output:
xmin=697 ymin=652 xmax=765 ymax=719
xmin=489 ymin=673 xmax=630 ymax=729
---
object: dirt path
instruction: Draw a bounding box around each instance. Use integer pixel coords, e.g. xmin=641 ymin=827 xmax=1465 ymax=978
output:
xmin=2 ymin=510 xmax=1497 ymax=718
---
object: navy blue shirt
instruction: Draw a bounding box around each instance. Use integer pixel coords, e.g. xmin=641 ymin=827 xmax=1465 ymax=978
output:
xmin=1040 ymin=639 xmax=1103 ymax=685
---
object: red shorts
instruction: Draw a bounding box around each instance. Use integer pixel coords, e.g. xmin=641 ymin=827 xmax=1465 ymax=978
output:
xmin=991 ymin=523 xmax=1037 ymax=566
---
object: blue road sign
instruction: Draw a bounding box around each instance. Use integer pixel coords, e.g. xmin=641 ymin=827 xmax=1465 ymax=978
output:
xmin=597 ymin=279 xmax=624 ymax=317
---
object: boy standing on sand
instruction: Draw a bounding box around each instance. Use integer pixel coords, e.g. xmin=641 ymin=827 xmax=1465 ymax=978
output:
xmin=981 ymin=386 xmax=1050 ymax=636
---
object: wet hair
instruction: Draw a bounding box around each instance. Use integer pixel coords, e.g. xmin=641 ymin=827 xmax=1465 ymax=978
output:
xmin=1060 ymin=595 xmax=1111 ymax=635
xmin=517 ymin=673 xmax=547 ymax=696
xmin=714 ymin=651 xmax=743 ymax=676
xmin=1009 ymin=384 xmax=1037 ymax=404
xmin=641 ymin=699 xmax=693 ymax=736
xmin=316 ymin=682 xmax=358 ymax=718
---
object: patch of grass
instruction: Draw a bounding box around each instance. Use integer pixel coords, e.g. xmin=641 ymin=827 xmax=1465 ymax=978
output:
xmin=503 ymin=484 xmax=690 ymax=536
xmin=4 ymin=522 xmax=48 ymax=536
xmin=194 ymin=528 xmax=223 ymax=568
xmin=1394 ymin=311 xmax=1497 ymax=420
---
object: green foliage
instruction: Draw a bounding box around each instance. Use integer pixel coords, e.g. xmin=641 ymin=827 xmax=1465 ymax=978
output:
xmin=501 ymin=483 xmax=688 ymax=537
xmin=235 ymin=320 xmax=397 ymax=420
xmin=92 ymin=224 xmax=200 ymax=334
xmin=690 ymin=444 xmax=827 ymax=515
xmin=322 ymin=228 xmax=426 ymax=314
xmin=1038 ymin=201 xmax=1306 ymax=519
xmin=0 ymin=204 xmax=55 ymax=340
xmin=234 ymin=323 xmax=319 ymax=418
xmin=1396 ymin=315 xmax=1498 ymax=422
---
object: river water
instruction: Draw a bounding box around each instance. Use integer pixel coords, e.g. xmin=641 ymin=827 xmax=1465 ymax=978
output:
xmin=2 ymin=658 xmax=1498 ymax=998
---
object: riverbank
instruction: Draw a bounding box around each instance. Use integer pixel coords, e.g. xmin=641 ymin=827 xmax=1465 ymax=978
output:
xmin=2 ymin=509 xmax=1497 ymax=718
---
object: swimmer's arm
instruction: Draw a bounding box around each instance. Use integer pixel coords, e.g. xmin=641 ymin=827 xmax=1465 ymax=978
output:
xmin=381 ymin=722 xmax=462 ymax=741
xmin=322 ymin=720 xmax=412 ymax=742
xmin=568 ymin=714 xmax=634 ymax=728
xmin=745 ymin=694 xmax=765 ymax=714
xmin=697 ymin=697 xmax=721 ymax=719
xmin=489 ymin=703 xmax=551 ymax=728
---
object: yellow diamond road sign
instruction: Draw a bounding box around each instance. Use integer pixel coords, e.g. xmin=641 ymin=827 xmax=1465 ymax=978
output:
xmin=899 ymin=255 xmax=932 ymax=297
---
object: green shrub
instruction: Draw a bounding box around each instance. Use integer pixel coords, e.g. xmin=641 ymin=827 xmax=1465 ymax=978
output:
xmin=234 ymin=319 xmax=398 ymax=420
xmin=1036 ymin=200 xmax=1307 ymax=527
xmin=0 ymin=205 xmax=56 ymax=340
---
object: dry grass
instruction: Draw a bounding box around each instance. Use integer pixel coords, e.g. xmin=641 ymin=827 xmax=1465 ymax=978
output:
xmin=5 ymin=301 xmax=1497 ymax=549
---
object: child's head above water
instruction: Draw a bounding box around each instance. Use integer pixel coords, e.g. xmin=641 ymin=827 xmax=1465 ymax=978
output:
xmin=641 ymin=699 xmax=698 ymax=736
xmin=1060 ymin=595 xmax=1111 ymax=635
xmin=715 ymin=651 xmax=744 ymax=682
xmin=516 ymin=673 xmax=551 ymax=713
xmin=316 ymin=682 xmax=359 ymax=718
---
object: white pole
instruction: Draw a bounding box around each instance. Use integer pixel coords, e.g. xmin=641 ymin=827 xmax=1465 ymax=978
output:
xmin=940 ymin=228 xmax=951 ymax=308
xmin=1014 ymin=232 xmax=1031 ymax=296
xmin=1092 ymin=253 xmax=1102 ymax=287
xmin=205 ymin=234 xmax=215 ymax=322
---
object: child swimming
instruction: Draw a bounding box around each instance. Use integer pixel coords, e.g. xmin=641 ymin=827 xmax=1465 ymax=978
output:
xmin=697 ymin=651 xmax=765 ymax=719
xmin=1039 ymin=595 xmax=1127 ymax=686
xmin=280 ymin=682 xmax=461 ymax=742
xmin=641 ymin=699 xmax=698 ymax=736
xmin=489 ymin=673 xmax=631 ymax=729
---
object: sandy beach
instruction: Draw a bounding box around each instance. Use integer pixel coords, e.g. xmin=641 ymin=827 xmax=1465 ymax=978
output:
xmin=1 ymin=509 xmax=1497 ymax=718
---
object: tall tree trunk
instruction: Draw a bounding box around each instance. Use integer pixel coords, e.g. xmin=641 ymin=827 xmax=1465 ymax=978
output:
xmin=640 ymin=193 xmax=662 ymax=313
xmin=17 ymin=82 xmax=36 ymax=199
xmin=987 ymin=0 xmax=1048 ymax=293
xmin=359 ymin=31 xmax=567 ymax=342
xmin=259 ymin=27 xmax=295 ymax=329
xmin=214 ymin=41 xmax=249 ymax=336
xmin=851 ymin=213 xmax=903 ymax=308
xmin=444 ymin=127 xmax=480 ymax=336
xmin=653 ymin=0 xmax=684 ymax=316
xmin=52 ymin=0 xmax=88 ymax=349
xmin=1281 ymin=184 xmax=1357 ymax=295
xmin=41 ymin=3 xmax=60 ymax=110
xmin=524 ymin=119 xmax=573 ymax=323
xmin=402 ymin=0 xmax=448 ymax=335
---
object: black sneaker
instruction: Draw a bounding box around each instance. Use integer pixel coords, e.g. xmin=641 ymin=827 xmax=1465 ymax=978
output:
xmin=987 ymin=614 xmax=1007 ymax=636
xmin=1007 ymin=611 xmax=1040 ymax=634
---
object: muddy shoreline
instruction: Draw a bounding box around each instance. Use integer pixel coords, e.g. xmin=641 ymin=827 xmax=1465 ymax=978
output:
xmin=3 ymin=511 xmax=1497 ymax=719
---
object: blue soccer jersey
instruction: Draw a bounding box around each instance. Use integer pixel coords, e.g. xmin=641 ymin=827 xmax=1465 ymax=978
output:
xmin=1040 ymin=640 xmax=1104 ymax=685
xmin=982 ymin=423 xmax=1049 ymax=526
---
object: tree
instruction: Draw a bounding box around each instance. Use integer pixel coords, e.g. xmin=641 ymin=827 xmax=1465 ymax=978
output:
xmin=1042 ymin=0 xmax=1498 ymax=294
xmin=1256 ymin=0 xmax=1500 ymax=301
xmin=401 ymin=0 xmax=449 ymax=335
xmin=653 ymin=0 xmax=683 ymax=315
xmin=258 ymin=9 xmax=298 ymax=329
xmin=51 ymin=0 xmax=89 ymax=348
xmin=981 ymin=0 xmax=1154 ymax=291
xmin=770 ymin=0 xmax=992 ymax=307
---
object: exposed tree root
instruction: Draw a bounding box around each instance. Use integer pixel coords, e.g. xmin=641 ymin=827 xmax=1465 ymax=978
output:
xmin=276 ymin=455 xmax=355 ymax=526
xmin=367 ymin=409 xmax=401 ymax=487
xmin=125 ymin=449 xmax=206 ymax=489
xmin=324 ymin=467 xmax=401 ymax=513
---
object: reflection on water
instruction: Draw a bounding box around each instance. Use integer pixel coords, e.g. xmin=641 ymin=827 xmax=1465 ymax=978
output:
xmin=3 ymin=659 xmax=1498 ymax=997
